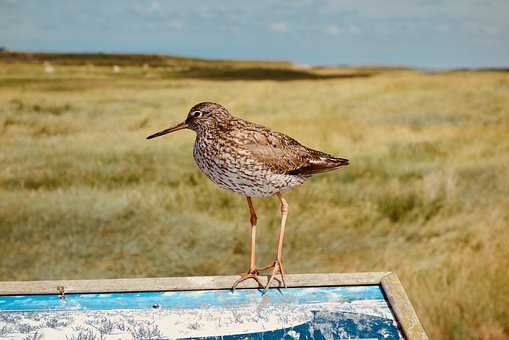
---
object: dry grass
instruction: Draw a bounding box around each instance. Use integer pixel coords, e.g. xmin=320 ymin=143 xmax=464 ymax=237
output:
xmin=1 ymin=62 xmax=508 ymax=339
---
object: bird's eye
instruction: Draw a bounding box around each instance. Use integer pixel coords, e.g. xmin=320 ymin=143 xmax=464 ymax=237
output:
xmin=191 ymin=110 xmax=203 ymax=118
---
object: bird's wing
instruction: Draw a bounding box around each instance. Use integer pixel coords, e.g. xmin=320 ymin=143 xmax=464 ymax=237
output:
xmin=231 ymin=120 xmax=348 ymax=176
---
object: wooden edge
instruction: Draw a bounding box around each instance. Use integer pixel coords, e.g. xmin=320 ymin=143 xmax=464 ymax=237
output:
xmin=381 ymin=272 xmax=428 ymax=340
xmin=0 ymin=272 xmax=389 ymax=295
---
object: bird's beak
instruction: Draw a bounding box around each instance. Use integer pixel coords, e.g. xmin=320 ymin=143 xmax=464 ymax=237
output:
xmin=146 ymin=122 xmax=189 ymax=139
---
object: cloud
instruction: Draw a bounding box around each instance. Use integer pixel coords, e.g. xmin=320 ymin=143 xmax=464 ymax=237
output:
xmin=268 ymin=22 xmax=289 ymax=33
xmin=324 ymin=24 xmax=360 ymax=36
xmin=169 ymin=20 xmax=183 ymax=30
xmin=324 ymin=24 xmax=340 ymax=35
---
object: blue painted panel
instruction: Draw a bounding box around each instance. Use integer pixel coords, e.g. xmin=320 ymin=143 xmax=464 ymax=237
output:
xmin=0 ymin=286 xmax=402 ymax=339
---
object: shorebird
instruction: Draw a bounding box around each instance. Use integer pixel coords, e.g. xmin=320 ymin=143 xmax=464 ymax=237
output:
xmin=147 ymin=102 xmax=348 ymax=290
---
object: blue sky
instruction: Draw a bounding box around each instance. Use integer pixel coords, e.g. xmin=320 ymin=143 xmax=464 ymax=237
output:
xmin=1 ymin=0 xmax=508 ymax=68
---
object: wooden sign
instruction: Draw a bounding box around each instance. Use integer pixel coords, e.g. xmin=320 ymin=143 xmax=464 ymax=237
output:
xmin=0 ymin=272 xmax=427 ymax=339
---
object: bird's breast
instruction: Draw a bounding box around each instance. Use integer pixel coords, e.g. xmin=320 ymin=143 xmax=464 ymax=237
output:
xmin=192 ymin=136 xmax=305 ymax=197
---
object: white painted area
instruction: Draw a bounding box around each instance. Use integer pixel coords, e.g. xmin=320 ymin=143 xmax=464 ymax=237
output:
xmin=0 ymin=300 xmax=396 ymax=339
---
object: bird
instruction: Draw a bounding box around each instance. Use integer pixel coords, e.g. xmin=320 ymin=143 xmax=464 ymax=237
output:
xmin=147 ymin=102 xmax=349 ymax=290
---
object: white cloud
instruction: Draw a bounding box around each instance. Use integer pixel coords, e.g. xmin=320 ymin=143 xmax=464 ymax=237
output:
xmin=147 ymin=1 xmax=160 ymax=14
xmin=347 ymin=24 xmax=360 ymax=34
xmin=268 ymin=22 xmax=289 ymax=33
xmin=168 ymin=20 xmax=183 ymax=30
xmin=324 ymin=24 xmax=340 ymax=35
xmin=323 ymin=24 xmax=360 ymax=36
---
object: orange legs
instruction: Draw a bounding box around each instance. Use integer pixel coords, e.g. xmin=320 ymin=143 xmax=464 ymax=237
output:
xmin=232 ymin=197 xmax=264 ymax=290
xmin=260 ymin=193 xmax=288 ymax=291
xmin=232 ymin=193 xmax=289 ymax=291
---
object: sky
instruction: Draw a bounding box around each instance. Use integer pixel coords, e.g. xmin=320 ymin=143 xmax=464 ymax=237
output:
xmin=1 ymin=0 xmax=508 ymax=68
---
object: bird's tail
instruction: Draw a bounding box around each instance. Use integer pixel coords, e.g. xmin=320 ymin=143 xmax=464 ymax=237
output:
xmin=288 ymin=156 xmax=349 ymax=176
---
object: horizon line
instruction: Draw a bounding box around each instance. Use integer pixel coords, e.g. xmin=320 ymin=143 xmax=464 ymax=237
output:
xmin=2 ymin=48 xmax=509 ymax=72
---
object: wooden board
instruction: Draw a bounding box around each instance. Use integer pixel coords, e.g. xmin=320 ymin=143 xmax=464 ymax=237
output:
xmin=0 ymin=272 xmax=428 ymax=339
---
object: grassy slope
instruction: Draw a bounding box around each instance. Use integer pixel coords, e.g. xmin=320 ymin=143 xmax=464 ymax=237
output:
xmin=0 ymin=61 xmax=508 ymax=339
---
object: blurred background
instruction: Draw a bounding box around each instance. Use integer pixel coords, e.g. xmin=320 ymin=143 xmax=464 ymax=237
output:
xmin=1 ymin=1 xmax=508 ymax=339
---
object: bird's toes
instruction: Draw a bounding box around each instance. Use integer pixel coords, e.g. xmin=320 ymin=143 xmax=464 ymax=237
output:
xmin=262 ymin=260 xmax=287 ymax=291
xmin=231 ymin=271 xmax=264 ymax=290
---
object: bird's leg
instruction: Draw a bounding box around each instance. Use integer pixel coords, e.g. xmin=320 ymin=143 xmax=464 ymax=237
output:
xmin=232 ymin=197 xmax=264 ymax=290
xmin=261 ymin=192 xmax=288 ymax=291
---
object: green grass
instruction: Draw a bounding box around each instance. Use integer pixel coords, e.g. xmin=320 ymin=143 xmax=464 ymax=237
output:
xmin=0 ymin=61 xmax=508 ymax=339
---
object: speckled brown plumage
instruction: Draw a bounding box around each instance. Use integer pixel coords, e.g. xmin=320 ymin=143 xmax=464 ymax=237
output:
xmin=147 ymin=102 xmax=349 ymax=290
xmin=185 ymin=102 xmax=348 ymax=197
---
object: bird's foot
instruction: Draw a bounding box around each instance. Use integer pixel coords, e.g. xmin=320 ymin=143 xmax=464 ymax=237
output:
xmin=231 ymin=269 xmax=264 ymax=290
xmin=259 ymin=259 xmax=286 ymax=292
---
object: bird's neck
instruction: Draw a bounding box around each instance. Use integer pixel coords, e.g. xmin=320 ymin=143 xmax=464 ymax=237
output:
xmin=194 ymin=117 xmax=235 ymax=136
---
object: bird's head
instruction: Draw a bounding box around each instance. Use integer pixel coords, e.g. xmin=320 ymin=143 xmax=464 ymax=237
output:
xmin=146 ymin=102 xmax=232 ymax=139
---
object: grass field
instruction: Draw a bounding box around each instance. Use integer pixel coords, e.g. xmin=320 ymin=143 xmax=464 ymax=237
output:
xmin=1 ymin=57 xmax=508 ymax=339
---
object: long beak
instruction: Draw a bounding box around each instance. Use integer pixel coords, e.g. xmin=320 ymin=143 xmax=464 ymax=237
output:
xmin=146 ymin=122 xmax=188 ymax=139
